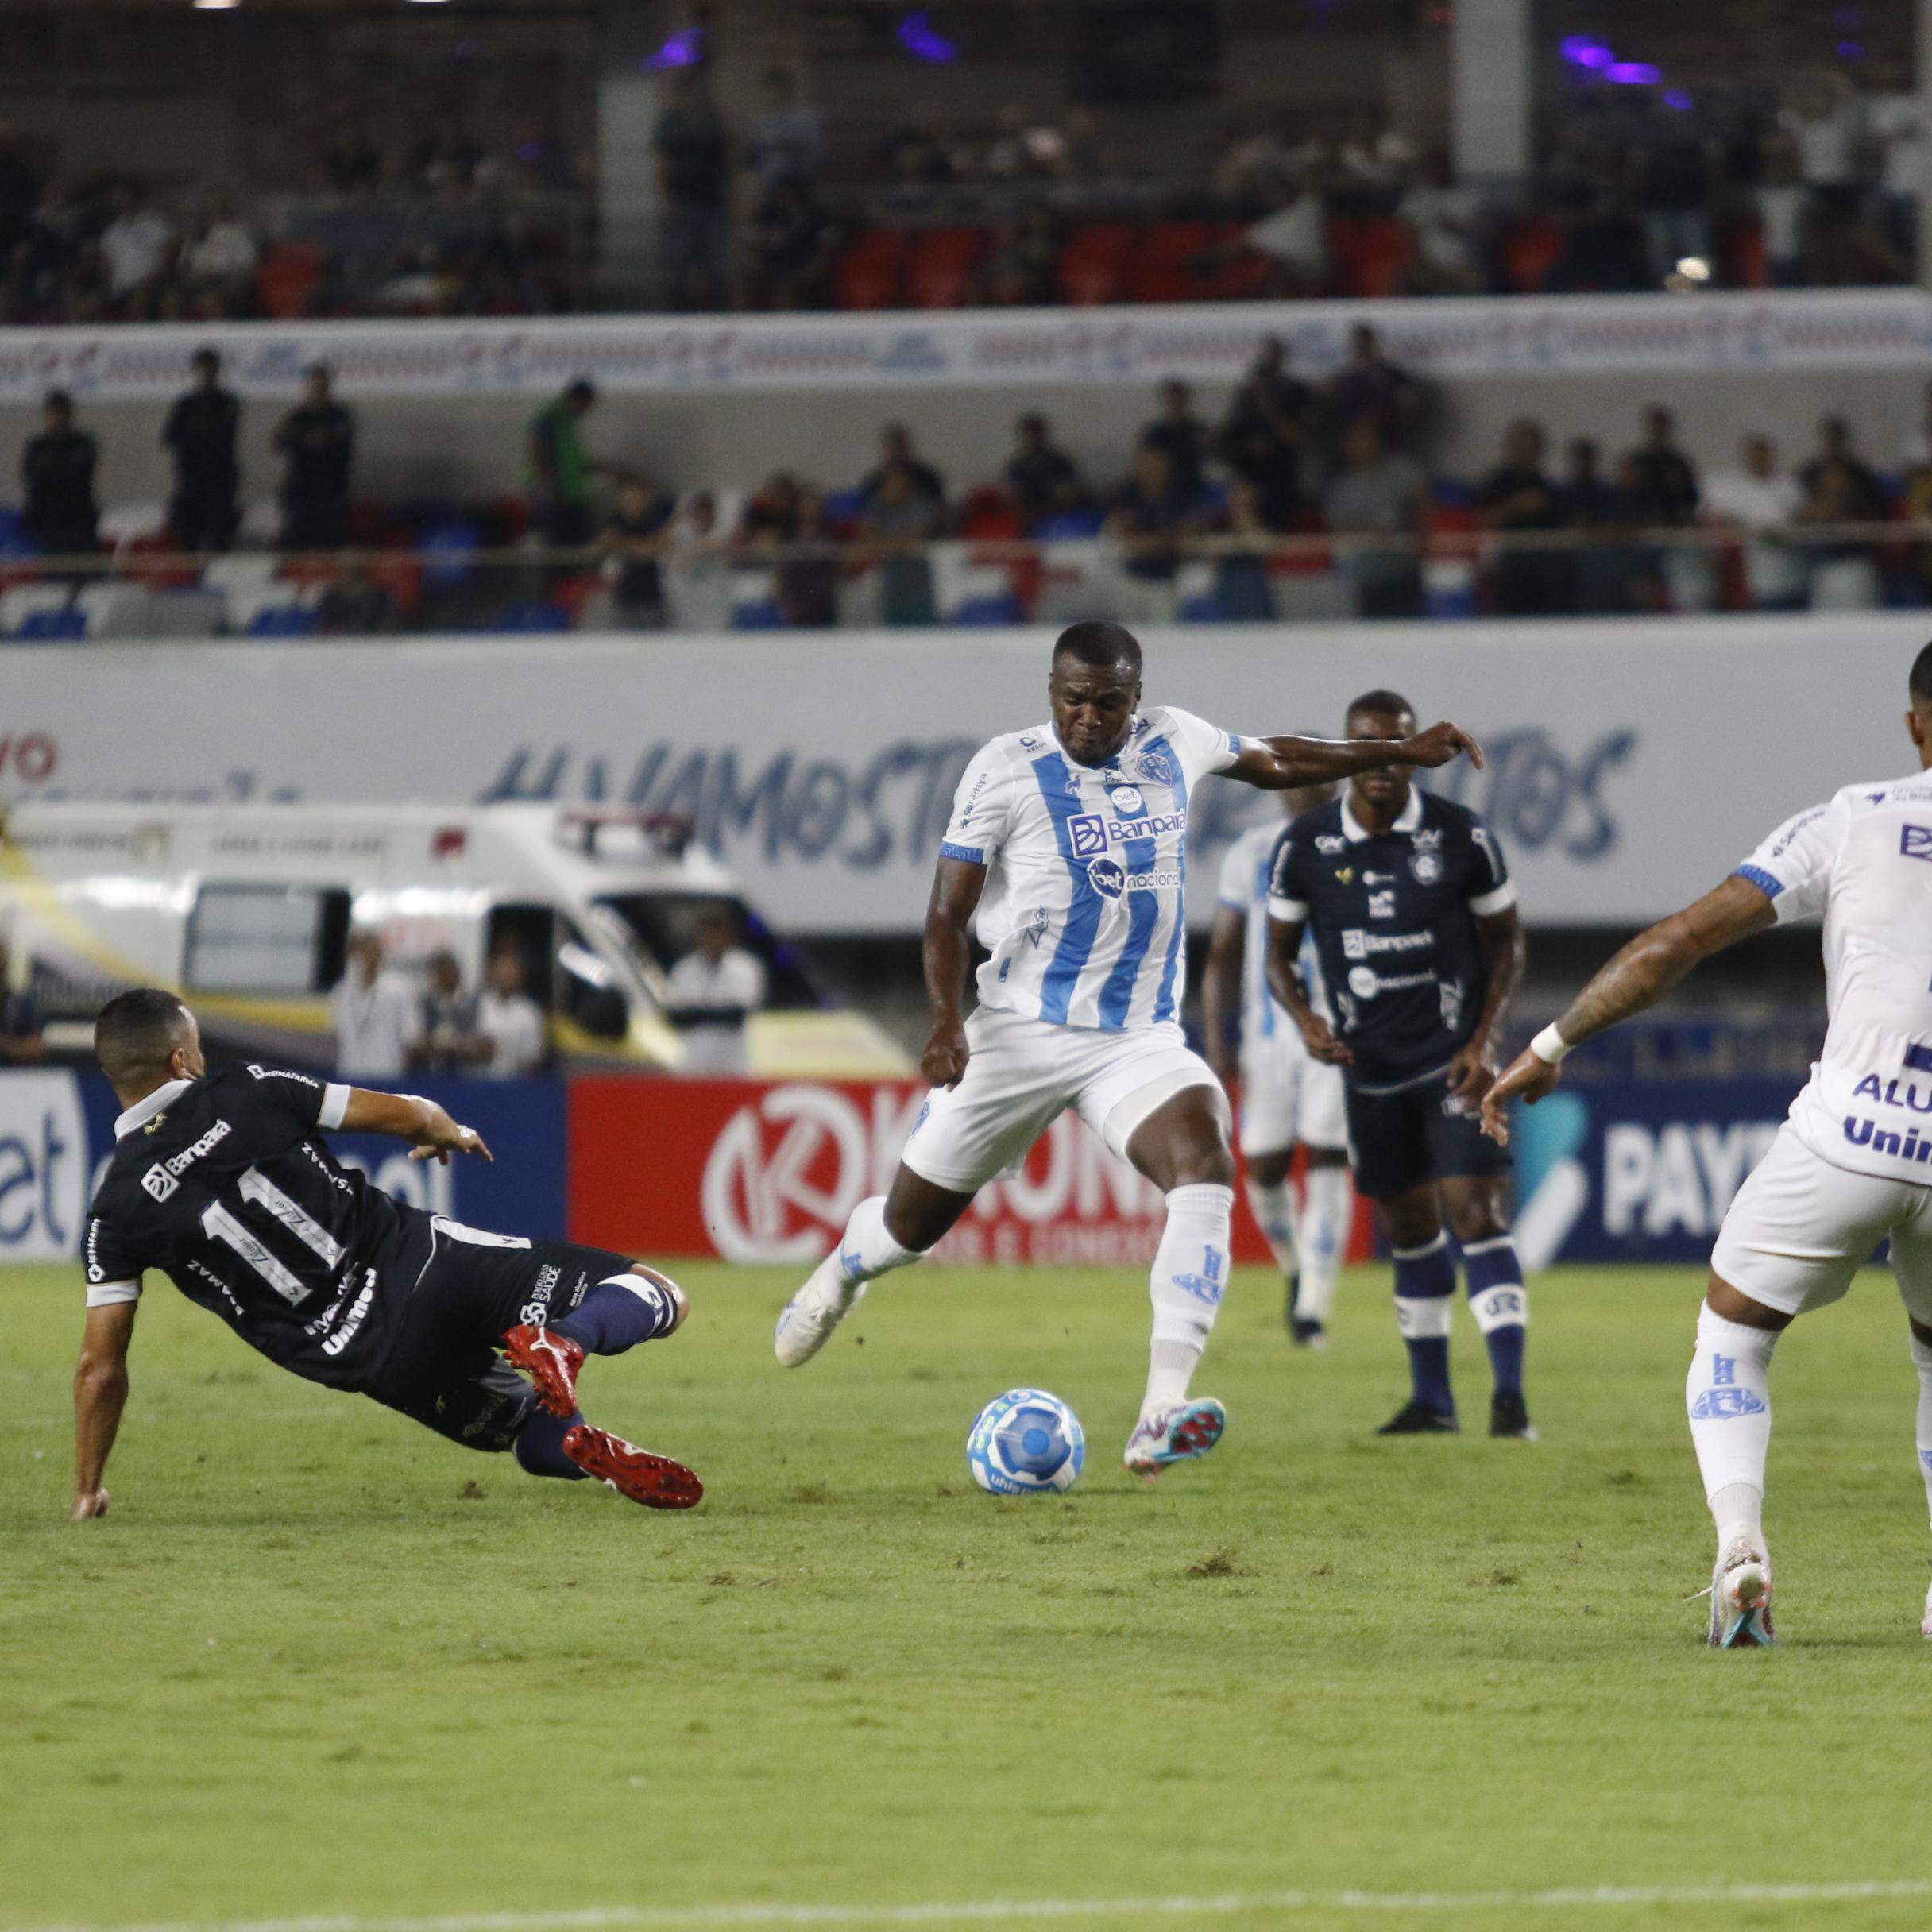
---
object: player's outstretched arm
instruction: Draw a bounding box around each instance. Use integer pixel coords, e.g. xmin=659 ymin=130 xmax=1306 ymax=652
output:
xmin=921 ymin=855 xmax=988 ymax=1088
xmin=71 ymin=1301 xmax=136 ymax=1521
xmin=1229 ymin=721 xmax=1484 ymax=791
xmin=1480 ymin=873 xmax=1776 ymax=1144
xmin=1265 ymin=911 xmax=1353 ymax=1066
xmin=337 ymin=1088 xmax=494 ymax=1165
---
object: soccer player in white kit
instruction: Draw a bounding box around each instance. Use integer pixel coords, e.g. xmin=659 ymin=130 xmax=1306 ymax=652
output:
xmin=775 ymin=622 xmax=1482 ymax=1477
xmin=1203 ymin=788 xmax=1355 ymax=1347
xmin=1483 ymin=643 xmax=1932 ymax=1644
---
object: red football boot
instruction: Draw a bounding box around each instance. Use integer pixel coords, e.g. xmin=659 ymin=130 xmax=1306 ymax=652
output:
xmin=564 ymin=1424 xmax=704 ymax=1509
xmin=504 ymin=1323 xmax=585 ymax=1418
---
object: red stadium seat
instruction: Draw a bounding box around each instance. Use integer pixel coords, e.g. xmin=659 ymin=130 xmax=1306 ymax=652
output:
xmin=959 ymin=487 xmax=1022 ymax=540
xmin=1502 ymin=215 xmax=1565 ymax=294
xmin=1202 ymin=222 xmax=1272 ymax=299
xmin=1126 ymin=222 xmax=1215 ymax=303
xmin=1057 ymin=225 xmax=1136 ymax=305
xmin=257 ymin=242 xmax=326 ymax=321
xmin=907 ymin=227 xmax=990 ymax=309
xmin=1726 ymin=215 xmax=1770 ymax=290
xmin=1350 ymin=217 xmax=1419 ymax=299
xmin=835 ymin=230 xmax=910 ymax=310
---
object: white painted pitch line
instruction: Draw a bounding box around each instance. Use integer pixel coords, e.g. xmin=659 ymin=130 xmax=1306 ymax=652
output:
xmin=16 ymin=1880 xmax=1932 ymax=1932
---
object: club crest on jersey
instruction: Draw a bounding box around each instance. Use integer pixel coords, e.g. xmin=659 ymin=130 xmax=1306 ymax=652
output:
xmin=1135 ymin=750 xmax=1176 ymax=786
xmin=1411 ymin=851 xmax=1443 ymax=884
xmin=1087 ymin=857 xmax=1126 ymax=899
xmin=1107 ymin=785 xmax=1146 ymax=817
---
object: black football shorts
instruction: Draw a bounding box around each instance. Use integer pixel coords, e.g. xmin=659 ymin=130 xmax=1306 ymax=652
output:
xmin=1343 ymin=1072 xmax=1511 ymax=1203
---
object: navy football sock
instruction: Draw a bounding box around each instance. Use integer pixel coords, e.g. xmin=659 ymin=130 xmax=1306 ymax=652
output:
xmin=552 ymin=1273 xmax=680 ymax=1356
xmin=512 ymin=1408 xmax=588 ymax=1481
xmin=1392 ymin=1233 xmax=1456 ymax=1412
xmin=1463 ymin=1235 xmax=1528 ymax=1397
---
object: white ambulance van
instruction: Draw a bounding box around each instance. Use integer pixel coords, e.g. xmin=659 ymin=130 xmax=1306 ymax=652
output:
xmin=0 ymin=800 xmax=908 ymax=1077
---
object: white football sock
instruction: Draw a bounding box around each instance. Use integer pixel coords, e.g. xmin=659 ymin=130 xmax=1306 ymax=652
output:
xmin=1245 ymin=1175 xmax=1300 ymax=1281
xmin=1296 ymin=1161 xmax=1353 ymax=1325
xmin=1686 ymin=1303 xmax=1777 ymax=1555
xmin=1911 ymin=1333 xmax=1932 ymax=1532
xmin=834 ymin=1196 xmax=922 ymax=1284
xmin=1143 ymin=1181 xmax=1235 ymax=1413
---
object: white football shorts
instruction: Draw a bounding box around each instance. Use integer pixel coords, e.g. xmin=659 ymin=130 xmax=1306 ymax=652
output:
xmin=1238 ymin=1029 xmax=1348 ymax=1158
xmin=1710 ymin=1121 xmax=1932 ymax=1319
xmin=901 ymin=1004 xmax=1223 ymax=1194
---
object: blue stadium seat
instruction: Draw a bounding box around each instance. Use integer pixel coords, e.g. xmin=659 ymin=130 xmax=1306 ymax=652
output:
xmin=1177 ymin=592 xmax=1227 ymax=623
xmin=16 ymin=606 xmax=87 ymax=641
xmin=489 ymin=600 xmax=574 ymax=633
xmin=1036 ymin=509 xmax=1105 ymax=540
xmin=419 ymin=522 xmax=481 ymax=588
xmin=950 ymin=593 xmax=1026 ymax=626
xmin=245 ymin=605 xmax=317 ymax=637
xmin=730 ymin=597 xmax=788 ymax=630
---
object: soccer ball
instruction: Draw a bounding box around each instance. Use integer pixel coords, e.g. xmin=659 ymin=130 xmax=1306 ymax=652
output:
xmin=967 ymin=1388 xmax=1085 ymax=1495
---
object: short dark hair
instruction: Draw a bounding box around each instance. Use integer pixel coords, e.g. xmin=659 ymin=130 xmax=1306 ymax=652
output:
xmin=192 ymin=346 xmax=220 ymax=372
xmin=1053 ymin=620 xmax=1142 ymax=676
xmin=44 ymin=388 xmax=71 ymax=412
xmin=95 ymin=988 xmax=192 ymax=1087
xmin=1345 ymin=686 xmax=1415 ymax=728
xmin=1911 ymin=642 xmax=1932 ymax=709
xmin=566 ymin=377 xmax=595 ymax=405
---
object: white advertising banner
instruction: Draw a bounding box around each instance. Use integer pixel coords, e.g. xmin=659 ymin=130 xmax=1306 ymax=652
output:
xmin=0 ymin=613 xmax=1921 ymax=933
xmin=5 ymin=288 xmax=1932 ymax=404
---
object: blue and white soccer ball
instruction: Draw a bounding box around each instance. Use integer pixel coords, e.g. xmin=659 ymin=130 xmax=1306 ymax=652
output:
xmin=967 ymin=1388 xmax=1085 ymax=1495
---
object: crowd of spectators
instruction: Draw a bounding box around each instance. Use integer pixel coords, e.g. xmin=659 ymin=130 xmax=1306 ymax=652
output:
xmin=0 ymin=128 xmax=588 ymax=327
xmin=14 ymin=334 xmax=1932 ymax=635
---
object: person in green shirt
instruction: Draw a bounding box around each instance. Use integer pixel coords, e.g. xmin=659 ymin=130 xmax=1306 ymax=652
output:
xmin=527 ymin=379 xmax=600 ymax=548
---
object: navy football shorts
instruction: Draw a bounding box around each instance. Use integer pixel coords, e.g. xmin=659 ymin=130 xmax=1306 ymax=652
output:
xmin=1343 ymin=1072 xmax=1511 ymax=1202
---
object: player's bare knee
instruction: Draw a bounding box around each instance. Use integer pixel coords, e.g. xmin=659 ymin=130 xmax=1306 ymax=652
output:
xmin=1247 ymin=1149 xmax=1293 ymax=1188
xmin=1705 ymin=1272 xmax=1792 ymax=1332
xmin=1379 ymin=1195 xmax=1440 ymax=1250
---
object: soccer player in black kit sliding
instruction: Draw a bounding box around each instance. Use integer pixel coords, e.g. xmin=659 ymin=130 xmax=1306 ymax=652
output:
xmin=69 ymin=989 xmax=700 ymax=1520
xmin=1266 ymin=690 xmax=1534 ymax=1439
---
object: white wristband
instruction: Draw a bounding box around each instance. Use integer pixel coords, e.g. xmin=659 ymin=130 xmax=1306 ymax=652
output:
xmin=1529 ymin=1023 xmax=1571 ymax=1065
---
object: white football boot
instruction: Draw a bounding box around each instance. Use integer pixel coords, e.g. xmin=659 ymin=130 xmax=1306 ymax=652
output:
xmin=1707 ymin=1538 xmax=1775 ymax=1648
xmin=773 ymin=1250 xmax=867 ymax=1367
xmin=1123 ymin=1397 xmax=1227 ymax=1478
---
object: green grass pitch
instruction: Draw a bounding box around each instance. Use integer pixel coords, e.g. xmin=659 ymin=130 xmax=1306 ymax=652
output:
xmin=6 ymin=1258 xmax=1932 ymax=1932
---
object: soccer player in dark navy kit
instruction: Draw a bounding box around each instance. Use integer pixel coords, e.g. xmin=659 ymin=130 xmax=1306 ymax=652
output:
xmin=1266 ymin=690 xmax=1533 ymax=1437
xmin=70 ymin=989 xmax=701 ymax=1520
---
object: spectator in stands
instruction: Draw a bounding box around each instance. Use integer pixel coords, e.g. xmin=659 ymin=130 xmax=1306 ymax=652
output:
xmin=664 ymin=491 xmax=732 ymax=632
xmin=744 ymin=177 xmax=835 ymax=310
xmin=1322 ymin=418 xmax=1426 ymax=620
xmin=666 ymin=906 xmax=767 ymax=1076
xmin=1622 ymin=406 xmax=1700 ymax=524
xmin=99 ymin=186 xmax=174 ymax=303
xmin=860 ymin=424 xmax=944 ymax=509
xmin=744 ymin=68 xmax=825 ymax=193
xmin=412 ymin=949 xmax=483 ymax=1076
xmin=1636 ymin=112 xmax=1717 ymax=285
xmin=1140 ymin=380 xmax=1207 ymax=500
xmin=741 ymin=473 xmax=840 ymax=628
xmin=180 ymin=198 xmax=259 ymax=311
xmin=1219 ymin=340 xmax=1317 ymax=530
xmin=860 ymin=462 xmax=941 ymax=626
xmin=1397 ymin=151 xmax=1486 ymax=295
xmin=21 ymin=389 xmax=99 ymax=558
xmin=0 ymin=937 xmax=44 ymax=1063
xmin=1212 ymin=481 xmax=1277 ymax=623
xmin=1323 ymin=324 xmax=1424 ymax=454
xmin=602 ymin=473 xmax=675 ymax=628
xmin=980 ymin=207 xmax=1060 ymax=307
xmin=1782 ymin=72 xmax=1864 ymax=230
xmin=655 ymin=69 xmax=730 ymax=312
xmin=330 ymin=931 xmax=420 ymax=1080
xmin=274 ymin=364 xmax=354 ymax=551
xmin=527 ymin=377 xmax=598 ymax=548
xmin=1868 ymin=67 xmax=1923 ymax=260
xmin=1702 ymin=434 xmax=1806 ymax=611
xmin=1756 ymin=136 xmax=1809 ymax=288
xmin=1105 ymin=446 xmax=1203 ymax=609
xmin=163 ymin=347 xmax=242 ymax=553
xmin=1003 ymin=412 xmax=1085 ymax=527
xmin=1478 ymin=418 xmax=1572 ymax=616
xmin=475 ymin=944 xmax=547 ymax=1079
xmin=1798 ymin=415 xmax=1888 ymax=523
xmin=1794 ymin=457 xmax=1883 ymax=610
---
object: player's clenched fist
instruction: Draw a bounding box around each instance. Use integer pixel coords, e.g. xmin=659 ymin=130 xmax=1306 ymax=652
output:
xmin=921 ymin=1018 xmax=971 ymax=1088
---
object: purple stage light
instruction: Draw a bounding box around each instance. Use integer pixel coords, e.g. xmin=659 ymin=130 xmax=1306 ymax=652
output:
xmin=898 ymin=13 xmax=958 ymax=61
xmin=643 ymin=27 xmax=705 ymax=70
xmin=1606 ymin=61 xmax=1660 ymax=85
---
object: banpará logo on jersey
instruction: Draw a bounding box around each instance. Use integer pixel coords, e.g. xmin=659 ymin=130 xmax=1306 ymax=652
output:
xmin=1411 ymin=852 xmax=1443 ymax=884
xmin=141 ymin=1118 xmax=232 ymax=1200
xmin=1068 ymin=809 xmax=1185 ymax=856
xmin=1342 ymin=928 xmax=1433 ymax=960
xmin=1901 ymin=824 xmax=1932 ymax=862
xmin=1107 ymin=784 xmax=1146 ymax=817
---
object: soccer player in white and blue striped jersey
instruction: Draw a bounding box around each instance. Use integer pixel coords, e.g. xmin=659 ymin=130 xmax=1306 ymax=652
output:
xmin=775 ymin=621 xmax=1482 ymax=1478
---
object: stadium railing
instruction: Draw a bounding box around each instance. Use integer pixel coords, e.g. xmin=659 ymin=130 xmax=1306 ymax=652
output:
xmin=0 ymin=520 xmax=1924 ymax=639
